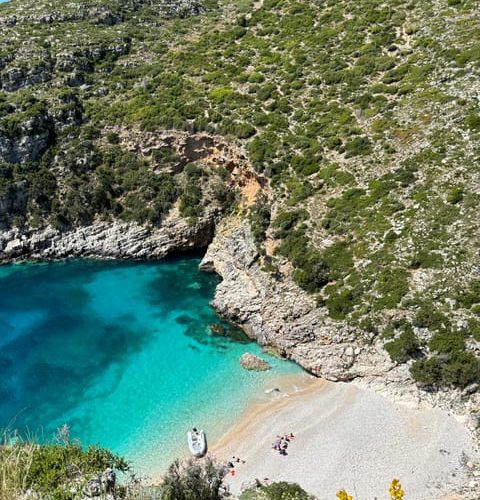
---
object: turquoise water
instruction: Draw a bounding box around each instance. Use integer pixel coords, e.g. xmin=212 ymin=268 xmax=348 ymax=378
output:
xmin=0 ymin=258 xmax=301 ymax=474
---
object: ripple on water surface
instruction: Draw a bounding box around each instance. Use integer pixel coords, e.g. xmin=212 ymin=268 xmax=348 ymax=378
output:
xmin=0 ymin=257 xmax=302 ymax=474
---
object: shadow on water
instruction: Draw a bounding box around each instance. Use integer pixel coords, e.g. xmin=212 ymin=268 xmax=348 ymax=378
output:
xmin=146 ymin=255 xmax=252 ymax=350
xmin=0 ymin=260 xmax=163 ymax=435
xmin=0 ymin=256 xmax=267 ymax=449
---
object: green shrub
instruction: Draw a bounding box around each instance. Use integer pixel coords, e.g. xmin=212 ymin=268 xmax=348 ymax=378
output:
xmin=106 ymin=131 xmax=119 ymax=144
xmin=291 ymin=154 xmax=321 ymax=176
xmin=410 ymin=251 xmax=444 ymax=269
xmin=344 ymin=136 xmax=372 ymax=157
xmin=446 ymin=185 xmax=464 ymax=204
xmin=250 ymin=198 xmax=271 ymax=244
xmin=413 ymin=303 xmax=448 ymax=330
xmin=161 ymin=457 xmax=227 ymax=500
xmin=321 ymin=241 xmax=354 ymax=281
xmin=23 ymin=443 xmax=127 ymax=495
xmin=467 ymin=319 xmax=480 ymax=341
xmin=442 ymin=351 xmax=480 ymax=387
xmin=384 ymin=328 xmax=420 ymax=363
xmin=180 ymin=164 xmax=204 ymax=221
xmin=374 ymin=268 xmax=409 ymax=308
xmin=240 ymin=481 xmax=313 ymax=500
xmin=410 ymin=356 xmax=444 ymax=386
xmin=233 ymin=122 xmax=257 ymax=139
xmin=466 ymin=113 xmax=480 ymax=130
xmin=273 ymin=209 xmax=308 ymax=239
xmin=326 ymin=288 xmax=357 ymax=319
xmin=428 ymin=330 xmax=465 ymax=354
xmin=456 ymin=279 xmax=480 ymax=308
xmin=292 ymin=255 xmax=329 ymax=293
xmin=411 ymin=352 xmax=480 ymax=388
xmin=322 ymin=188 xmax=372 ymax=234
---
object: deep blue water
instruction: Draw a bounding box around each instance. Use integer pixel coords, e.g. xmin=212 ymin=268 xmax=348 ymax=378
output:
xmin=0 ymin=258 xmax=301 ymax=474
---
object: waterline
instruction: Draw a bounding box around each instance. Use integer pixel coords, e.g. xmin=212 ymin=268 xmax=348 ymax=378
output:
xmin=0 ymin=258 xmax=302 ymax=474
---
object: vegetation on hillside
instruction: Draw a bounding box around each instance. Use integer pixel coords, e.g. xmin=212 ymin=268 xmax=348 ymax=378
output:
xmin=0 ymin=0 xmax=479 ymax=389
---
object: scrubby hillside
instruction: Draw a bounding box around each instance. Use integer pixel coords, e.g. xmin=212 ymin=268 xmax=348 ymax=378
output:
xmin=0 ymin=0 xmax=479 ymax=392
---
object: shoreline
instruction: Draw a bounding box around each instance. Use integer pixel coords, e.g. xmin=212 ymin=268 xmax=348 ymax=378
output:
xmin=145 ymin=371 xmax=313 ymax=483
xmin=210 ymin=378 xmax=478 ymax=499
xmin=1 ymin=232 xmax=478 ymax=497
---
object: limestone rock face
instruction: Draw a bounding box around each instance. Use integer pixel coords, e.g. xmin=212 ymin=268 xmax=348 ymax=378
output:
xmin=0 ymin=207 xmax=217 ymax=260
xmin=0 ymin=112 xmax=54 ymax=164
xmin=200 ymin=217 xmax=480 ymax=427
xmin=200 ymin=218 xmax=382 ymax=381
xmin=240 ymin=352 xmax=271 ymax=371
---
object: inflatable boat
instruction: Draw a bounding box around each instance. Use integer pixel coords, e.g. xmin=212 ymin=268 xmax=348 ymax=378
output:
xmin=187 ymin=428 xmax=207 ymax=458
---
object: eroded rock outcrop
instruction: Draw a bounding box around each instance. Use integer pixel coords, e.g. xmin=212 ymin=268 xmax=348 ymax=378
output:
xmin=0 ymin=206 xmax=217 ymax=261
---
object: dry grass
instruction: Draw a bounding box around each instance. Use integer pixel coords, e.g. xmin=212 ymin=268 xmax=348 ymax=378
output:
xmin=0 ymin=431 xmax=37 ymax=499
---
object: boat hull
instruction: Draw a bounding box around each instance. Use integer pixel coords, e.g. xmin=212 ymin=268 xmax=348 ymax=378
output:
xmin=187 ymin=430 xmax=207 ymax=458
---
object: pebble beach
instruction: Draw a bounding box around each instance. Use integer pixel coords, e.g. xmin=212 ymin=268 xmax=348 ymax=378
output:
xmin=211 ymin=377 xmax=477 ymax=499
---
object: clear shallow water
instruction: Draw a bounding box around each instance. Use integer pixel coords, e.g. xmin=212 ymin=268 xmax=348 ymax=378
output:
xmin=0 ymin=258 xmax=301 ymax=474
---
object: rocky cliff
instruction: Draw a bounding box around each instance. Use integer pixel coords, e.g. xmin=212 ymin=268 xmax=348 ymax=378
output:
xmin=0 ymin=0 xmax=479 ymax=480
xmin=0 ymin=206 xmax=216 ymax=261
xmin=201 ymin=216 xmax=480 ymax=436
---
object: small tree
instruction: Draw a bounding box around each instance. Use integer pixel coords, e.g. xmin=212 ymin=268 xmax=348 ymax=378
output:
xmin=240 ymin=481 xmax=314 ymax=499
xmin=161 ymin=457 xmax=228 ymax=500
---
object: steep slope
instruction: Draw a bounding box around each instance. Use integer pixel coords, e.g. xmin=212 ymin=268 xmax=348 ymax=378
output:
xmin=0 ymin=0 xmax=479 ymax=427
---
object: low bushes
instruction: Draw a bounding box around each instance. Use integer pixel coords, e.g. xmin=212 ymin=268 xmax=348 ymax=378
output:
xmin=249 ymin=197 xmax=271 ymax=244
xmin=179 ymin=163 xmax=204 ymax=222
xmin=0 ymin=436 xmax=128 ymax=500
xmin=385 ymin=328 xmax=420 ymax=364
xmin=161 ymin=458 xmax=226 ymax=500
xmin=411 ymin=351 xmax=480 ymax=388
xmin=240 ymin=481 xmax=314 ymax=499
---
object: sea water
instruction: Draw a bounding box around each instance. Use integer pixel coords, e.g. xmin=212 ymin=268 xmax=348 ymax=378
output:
xmin=0 ymin=257 xmax=302 ymax=475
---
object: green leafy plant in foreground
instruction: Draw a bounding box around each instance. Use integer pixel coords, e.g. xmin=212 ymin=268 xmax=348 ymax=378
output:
xmin=0 ymin=429 xmax=129 ymax=499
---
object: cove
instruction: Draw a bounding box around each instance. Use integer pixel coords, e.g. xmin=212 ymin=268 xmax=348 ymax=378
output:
xmin=0 ymin=257 xmax=302 ymax=474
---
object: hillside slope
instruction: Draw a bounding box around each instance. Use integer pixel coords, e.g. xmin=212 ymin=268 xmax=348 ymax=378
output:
xmin=0 ymin=0 xmax=479 ymax=422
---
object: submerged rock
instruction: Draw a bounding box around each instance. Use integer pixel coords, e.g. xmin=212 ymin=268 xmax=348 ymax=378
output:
xmin=240 ymin=352 xmax=271 ymax=371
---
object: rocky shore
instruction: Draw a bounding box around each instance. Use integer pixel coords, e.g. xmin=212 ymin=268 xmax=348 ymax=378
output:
xmin=1 ymin=209 xmax=478 ymax=426
xmin=0 ymin=205 xmax=478 ymax=495
xmin=0 ymin=206 xmax=217 ymax=261
xmin=201 ymin=217 xmax=479 ymax=422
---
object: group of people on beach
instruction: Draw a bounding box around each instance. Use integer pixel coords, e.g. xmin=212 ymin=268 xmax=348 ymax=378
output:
xmin=224 ymin=456 xmax=246 ymax=477
xmin=272 ymin=432 xmax=295 ymax=455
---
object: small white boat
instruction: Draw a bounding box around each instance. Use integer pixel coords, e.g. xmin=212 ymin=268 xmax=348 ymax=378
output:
xmin=187 ymin=428 xmax=207 ymax=458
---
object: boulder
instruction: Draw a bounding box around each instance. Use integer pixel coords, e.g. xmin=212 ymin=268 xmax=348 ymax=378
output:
xmin=240 ymin=352 xmax=271 ymax=371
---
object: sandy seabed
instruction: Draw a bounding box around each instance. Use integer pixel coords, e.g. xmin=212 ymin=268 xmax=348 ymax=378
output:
xmin=211 ymin=374 xmax=478 ymax=500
